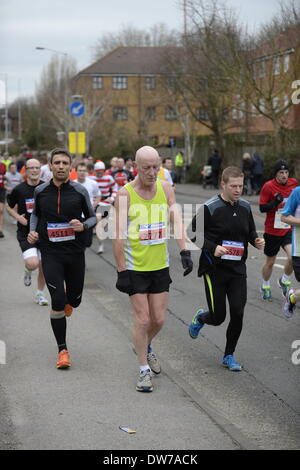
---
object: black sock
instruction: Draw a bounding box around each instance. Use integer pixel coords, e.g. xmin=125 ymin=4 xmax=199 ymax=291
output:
xmin=50 ymin=316 xmax=67 ymax=352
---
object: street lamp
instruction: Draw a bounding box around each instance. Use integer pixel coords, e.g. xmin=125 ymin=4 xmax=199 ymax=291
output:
xmin=35 ymin=46 xmax=68 ymax=56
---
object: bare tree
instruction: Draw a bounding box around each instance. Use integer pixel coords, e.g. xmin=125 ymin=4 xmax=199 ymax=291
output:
xmin=36 ymin=55 xmax=113 ymax=153
xmin=218 ymin=0 xmax=300 ymax=154
xmin=92 ymin=23 xmax=180 ymax=60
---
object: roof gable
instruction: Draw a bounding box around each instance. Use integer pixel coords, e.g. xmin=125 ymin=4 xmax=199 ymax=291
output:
xmin=76 ymin=46 xmax=183 ymax=76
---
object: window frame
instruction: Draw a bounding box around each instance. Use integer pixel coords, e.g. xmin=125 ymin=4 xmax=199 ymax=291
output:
xmin=112 ymin=76 xmax=128 ymax=90
xmin=113 ymin=106 xmax=128 ymax=121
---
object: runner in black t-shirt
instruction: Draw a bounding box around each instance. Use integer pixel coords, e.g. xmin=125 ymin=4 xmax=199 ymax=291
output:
xmin=6 ymin=159 xmax=48 ymax=306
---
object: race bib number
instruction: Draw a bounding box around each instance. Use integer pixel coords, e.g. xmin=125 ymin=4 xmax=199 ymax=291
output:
xmin=221 ymin=240 xmax=244 ymax=260
xmin=139 ymin=222 xmax=166 ymax=245
xmin=47 ymin=222 xmax=75 ymax=242
xmin=25 ymin=198 xmax=35 ymax=214
xmin=292 ymin=206 xmax=300 ymax=256
xmin=274 ymin=204 xmax=290 ymax=229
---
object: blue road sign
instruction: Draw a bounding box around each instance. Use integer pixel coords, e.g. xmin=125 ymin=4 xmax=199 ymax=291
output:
xmin=70 ymin=101 xmax=85 ymax=117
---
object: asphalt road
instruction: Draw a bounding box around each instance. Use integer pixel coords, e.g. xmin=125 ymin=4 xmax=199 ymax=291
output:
xmin=0 ymin=187 xmax=299 ymax=451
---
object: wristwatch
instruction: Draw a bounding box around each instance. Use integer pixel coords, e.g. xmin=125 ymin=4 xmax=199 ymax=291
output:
xmin=83 ymin=222 xmax=89 ymax=231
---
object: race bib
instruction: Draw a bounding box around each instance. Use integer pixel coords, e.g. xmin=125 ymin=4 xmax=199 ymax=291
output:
xmin=139 ymin=222 xmax=166 ymax=245
xmin=47 ymin=222 xmax=75 ymax=242
xmin=25 ymin=198 xmax=35 ymax=214
xmin=274 ymin=203 xmax=290 ymax=229
xmin=221 ymin=240 xmax=244 ymax=260
xmin=292 ymin=206 xmax=300 ymax=256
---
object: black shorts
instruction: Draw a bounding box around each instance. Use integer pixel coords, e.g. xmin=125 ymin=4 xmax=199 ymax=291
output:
xmin=0 ymin=188 xmax=6 ymax=203
xmin=292 ymin=257 xmax=300 ymax=282
xmin=128 ymin=267 xmax=172 ymax=296
xmin=264 ymin=232 xmax=292 ymax=257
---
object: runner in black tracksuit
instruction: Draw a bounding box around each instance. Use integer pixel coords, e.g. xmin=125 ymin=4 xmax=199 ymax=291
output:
xmin=28 ymin=149 xmax=97 ymax=369
xmin=188 ymin=166 xmax=264 ymax=371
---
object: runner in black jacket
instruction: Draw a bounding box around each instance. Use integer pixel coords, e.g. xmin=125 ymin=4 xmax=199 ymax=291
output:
xmin=188 ymin=166 xmax=264 ymax=371
xmin=6 ymin=159 xmax=48 ymax=305
xmin=28 ymin=149 xmax=96 ymax=369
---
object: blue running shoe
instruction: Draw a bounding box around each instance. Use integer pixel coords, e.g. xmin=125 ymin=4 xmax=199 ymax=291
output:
xmin=260 ymin=285 xmax=272 ymax=301
xmin=277 ymin=277 xmax=291 ymax=297
xmin=222 ymin=355 xmax=242 ymax=371
xmin=188 ymin=309 xmax=206 ymax=339
xmin=282 ymin=288 xmax=296 ymax=318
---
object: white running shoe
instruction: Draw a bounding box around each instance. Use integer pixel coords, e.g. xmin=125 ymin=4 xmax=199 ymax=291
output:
xmin=24 ymin=270 xmax=32 ymax=287
xmin=35 ymin=292 xmax=49 ymax=306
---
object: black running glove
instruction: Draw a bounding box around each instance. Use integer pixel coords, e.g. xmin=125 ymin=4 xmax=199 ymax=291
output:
xmin=274 ymin=193 xmax=284 ymax=205
xmin=116 ymin=270 xmax=132 ymax=293
xmin=180 ymin=250 xmax=193 ymax=276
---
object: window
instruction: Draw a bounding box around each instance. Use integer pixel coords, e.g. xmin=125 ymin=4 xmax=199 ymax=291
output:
xmin=259 ymin=98 xmax=265 ymax=113
xmin=113 ymin=107 xmax=128 ymax=121
xmin=93 ymin=76 xmax=103 ymax=89
xmin=272 ymin=96 xmax=280 ymax=111
xmin=112 ymin=76 xmax=127 ymax=89
xmin=146 ymin=107 xmax=156 ymax=121
xmin=165 ymin=106 xmax=178 ymax=120
xmin=145 ymin=77 xmax=156 ymax=90
xmin=284 ymin=94 xmax=289 ymax=114
xmin=232 ymin=107 xmax=238 ymax=120
xmin=273 ymin=57 xmax=281 ymax=75
xmin=196 ymin=107 xmax=209 ymax=121
xmin=284 ymin=54 xmax=290 ymax=73
xmin=93 ymin=106 xmax=103 ymax=120
xmin=259 ymin=61 xmax=265 ymax=78
xmin=165 ymin=76 xmax=176 ymax=89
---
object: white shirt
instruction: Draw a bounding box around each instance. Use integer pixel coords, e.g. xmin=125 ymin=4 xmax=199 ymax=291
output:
xmin=40 ymin=163 xmax=53 ymax=182
xmin=75 ymin=178 xmax=101 ymax=205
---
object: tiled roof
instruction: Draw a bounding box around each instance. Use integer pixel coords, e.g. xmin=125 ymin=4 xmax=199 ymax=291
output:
xmin=76 ymin=46 xmax=183 ymax=76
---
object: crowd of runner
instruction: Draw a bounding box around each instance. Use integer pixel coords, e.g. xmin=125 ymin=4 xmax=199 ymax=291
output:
xmin=0 ymin=148 xmax=298 ymax=391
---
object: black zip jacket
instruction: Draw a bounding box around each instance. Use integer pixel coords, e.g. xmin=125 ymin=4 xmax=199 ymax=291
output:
xmin=190 ymin=195 xmax=258 ymax=277
xmin=30 ymin=180 xmax=97 ymax=254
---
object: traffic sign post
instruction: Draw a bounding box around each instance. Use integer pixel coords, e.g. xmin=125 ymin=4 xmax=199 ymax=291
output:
xmin=70 ymin=101 xmax=85 ymax=117
xmin=69 ymin=100 xmax=85 ymax=157
xmin=68 ymin=132 xmax=86 ymax=155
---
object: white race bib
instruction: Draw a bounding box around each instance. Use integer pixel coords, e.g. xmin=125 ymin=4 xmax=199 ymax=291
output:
xmin=139 ymin=222 xmax=166 ymax=245
xmin=47 ymin=222 xmax=75 ymax=242
xmin=221 ymin=240 xmax=244 ymax=260
xmin=25 ymin=198 xmax=35 ymax=214
xmin=274 ymin=199 xmax=290 ymax=229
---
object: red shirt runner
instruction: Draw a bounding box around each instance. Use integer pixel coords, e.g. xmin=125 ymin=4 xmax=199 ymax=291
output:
xmin=259 ymin=177 xmax=298 ymax=236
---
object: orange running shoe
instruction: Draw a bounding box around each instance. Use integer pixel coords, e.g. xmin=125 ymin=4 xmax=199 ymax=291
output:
xmin=56 ymin=350 xmax=71 ymax=369
xmin=64 ymin=304 xmax=73 ymax=317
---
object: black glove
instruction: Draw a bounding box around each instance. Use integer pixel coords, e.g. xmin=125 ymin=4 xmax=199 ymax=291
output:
xmin=274 ymin=193 xmax=284 ymax=205
xmin=116 ymin=270 xmax=132 ymax=294
xmin=180 ymin=250 xmax=193 ymax=276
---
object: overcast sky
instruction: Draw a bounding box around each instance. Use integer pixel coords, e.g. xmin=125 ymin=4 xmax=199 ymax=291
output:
xmin=0 ymin=0 xmax=285 ymax=104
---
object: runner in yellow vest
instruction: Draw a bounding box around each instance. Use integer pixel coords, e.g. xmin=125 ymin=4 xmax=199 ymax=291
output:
xmin=113 ymin=145 xmax=193 ymax=392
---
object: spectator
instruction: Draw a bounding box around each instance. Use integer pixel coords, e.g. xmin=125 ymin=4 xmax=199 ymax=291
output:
xmin=207 ymin=149 xmax=222 ymax=189
xmin=175 ymin=151 xmax=184 ymax=184
xmin=241 ymin=153 xmax=254 ymax=196
xmin=252 ymin=152 xmax=264 ymax=194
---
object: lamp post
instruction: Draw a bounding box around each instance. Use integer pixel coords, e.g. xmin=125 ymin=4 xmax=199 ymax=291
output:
xmin=35 ymin=46 xmax=68 ymax=56
xmin=0 ymin=74 xmax=9 ymax=153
